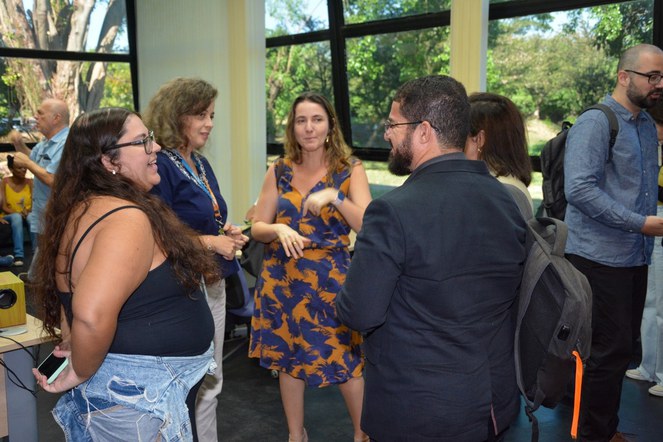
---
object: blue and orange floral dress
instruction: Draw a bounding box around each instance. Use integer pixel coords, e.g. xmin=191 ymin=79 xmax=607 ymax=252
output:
xmin=249 ymin=158 xmax=363 ymax=387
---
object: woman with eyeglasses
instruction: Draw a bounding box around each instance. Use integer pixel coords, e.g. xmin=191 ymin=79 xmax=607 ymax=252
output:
xmin=249 ymin=92 xmax=372 ymax=442
xmin=144 ymin=77 xmax=247 ymax=442
xmin=32 ymin=107 xmax=219 ymax=441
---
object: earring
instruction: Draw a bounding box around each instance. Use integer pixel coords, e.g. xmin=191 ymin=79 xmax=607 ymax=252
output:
xmin=112 ymin=169 xmax=117 ymax=175
xmin=325 ymin=135 xmax=330 ymax=145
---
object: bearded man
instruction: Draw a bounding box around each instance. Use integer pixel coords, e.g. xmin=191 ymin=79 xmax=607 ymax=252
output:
xmin=564 ymin=43 xmax=663 ymax=442
xmin=337 ymin=75 xmax=527 ymax=442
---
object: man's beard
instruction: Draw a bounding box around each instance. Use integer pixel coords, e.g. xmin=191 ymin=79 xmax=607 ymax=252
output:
xmin=627 ymin=83 xmax=662 ymax=109
xmin=388 ymin=133 xmax=413 ymax=176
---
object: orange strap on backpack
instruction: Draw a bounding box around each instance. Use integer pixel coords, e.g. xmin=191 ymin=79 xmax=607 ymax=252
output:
xmin=571 ymin=350 xmax=583 ymax=439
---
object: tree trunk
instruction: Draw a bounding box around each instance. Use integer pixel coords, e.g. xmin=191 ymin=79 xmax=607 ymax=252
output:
xmin=82 ymin=0 xmax=125 ymax=112
xmin=0 ymin=0 xmax=124 ymax=119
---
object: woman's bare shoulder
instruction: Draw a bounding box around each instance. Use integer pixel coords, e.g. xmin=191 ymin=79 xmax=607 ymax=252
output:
xmin=84 ymin=196 xmax=145 ymax=215
xmin=74 ymin=197 xmax=150 ymax=235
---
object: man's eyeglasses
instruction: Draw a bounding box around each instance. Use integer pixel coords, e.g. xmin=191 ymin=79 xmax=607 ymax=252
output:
xmin=384 ymin=120 xmax=440 ymax=133
xmin=624 ymin=70 xmax=663 ymax=85
xmin=106 ymin=130 xmax=154 ymax=154
xmin=384 ymin=120 xmax=422 ymax=132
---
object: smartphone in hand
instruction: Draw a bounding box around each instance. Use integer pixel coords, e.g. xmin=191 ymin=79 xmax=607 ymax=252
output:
xmin=37 ymin=350 xmax=68 ymax=384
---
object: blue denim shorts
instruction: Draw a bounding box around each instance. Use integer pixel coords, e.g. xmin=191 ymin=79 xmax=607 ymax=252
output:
xmin=54 ymin=389 xmax=164 ymax=442
xmin=53 ymin=347 xmax=214 ymax=442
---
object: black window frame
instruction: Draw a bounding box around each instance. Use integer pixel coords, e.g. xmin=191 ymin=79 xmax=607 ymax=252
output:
xmin=0 ymin=0 xmax=138 ymax=151
xmin=267 ymin=0 xmax=663 ymax=165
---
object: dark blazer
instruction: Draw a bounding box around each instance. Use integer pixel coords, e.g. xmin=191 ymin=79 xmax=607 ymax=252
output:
xmin=337 ymin=156 xmax=527 ymax=442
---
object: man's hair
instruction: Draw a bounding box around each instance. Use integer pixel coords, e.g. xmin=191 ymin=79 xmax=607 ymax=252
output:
xmin=284 ymin=91 xmax=353 ymax=173
xmin=469 ymin=92 xmax=532 ymax=186
xmin=393 ymin=75 xmax=470 ymax=149
xmin=617 ymin=43 xmax=663 ymax=72
xmin=143 ymin=77 xmax=218 ymax=150
xmin=45 ymin=98 xmax=70 ymax=126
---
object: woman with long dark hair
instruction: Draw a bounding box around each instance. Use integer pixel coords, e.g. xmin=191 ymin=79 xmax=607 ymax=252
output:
xmin=32 ymin=108 xmax=219 ymax=441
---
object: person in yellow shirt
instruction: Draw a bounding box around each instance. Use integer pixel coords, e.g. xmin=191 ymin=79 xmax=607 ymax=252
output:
xmin=0 ymin=159 xmax=34 ymax=266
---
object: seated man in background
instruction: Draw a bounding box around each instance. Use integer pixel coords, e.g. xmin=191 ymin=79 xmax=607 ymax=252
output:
xmin=0 ymin=157 xmax=34 ymax=267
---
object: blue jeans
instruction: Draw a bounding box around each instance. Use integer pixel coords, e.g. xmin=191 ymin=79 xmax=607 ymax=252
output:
xmin=2 ymin=213 xmax=34 ymax=258
xmin=53 ymin=346 xmax=215 ymax=442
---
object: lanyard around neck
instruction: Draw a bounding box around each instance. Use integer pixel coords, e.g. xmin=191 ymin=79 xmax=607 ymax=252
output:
xmin=169 ymin=150 xmax=223 ymax=227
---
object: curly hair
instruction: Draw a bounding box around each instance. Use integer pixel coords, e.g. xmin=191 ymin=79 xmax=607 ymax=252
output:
xmin=33 ymin=108 xmax=220 ymax=339
xmin=468 ymin=92 xmax=532 ymax=186
xmin=283 ymin=92 xmax=353 ymax=174
xmin=142 ymin=77 xmax=218 ymax=150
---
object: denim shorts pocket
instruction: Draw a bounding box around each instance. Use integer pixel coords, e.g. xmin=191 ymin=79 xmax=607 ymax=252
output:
xmin=85 ymin=404 xmax=164 ymax=442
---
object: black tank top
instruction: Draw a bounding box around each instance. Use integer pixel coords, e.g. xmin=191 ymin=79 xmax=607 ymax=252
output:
xmin=57 ymin=205 xmax=214 ymax=356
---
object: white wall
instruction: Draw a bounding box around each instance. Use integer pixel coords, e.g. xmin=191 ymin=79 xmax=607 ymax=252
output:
xmin=135 ymin=0 xmax=266 ymax=222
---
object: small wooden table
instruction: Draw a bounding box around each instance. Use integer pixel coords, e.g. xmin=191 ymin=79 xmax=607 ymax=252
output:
xmin=0 ymin=314 xmax=54 ymax=441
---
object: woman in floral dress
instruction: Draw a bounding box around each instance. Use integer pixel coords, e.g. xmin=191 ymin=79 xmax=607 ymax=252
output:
xmin=249 ymin=92 xmax=371 ymax=442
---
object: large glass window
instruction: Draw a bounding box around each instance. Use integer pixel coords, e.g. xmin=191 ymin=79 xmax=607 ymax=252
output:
xmin=344 ymin=0 xmax=450 ymax=24
xmin=0 ymin=0 xmax=135 ymax=145
xmin=488 ymin=0 xmax=653 ymax=156
xmin=266 ymin=0 xmax=662 ymax=194
xmin=266 ymin=0 xmax=329 ymax=37
xmin=486 ymin=0 xmax=653 ymax=210
xmin=266 ymin=42 xmax=332 ymax=144
xmin=347 ymin=27 xmax=450 ymax=149
xmin=0 ymin=0 xmax=129 ymax=54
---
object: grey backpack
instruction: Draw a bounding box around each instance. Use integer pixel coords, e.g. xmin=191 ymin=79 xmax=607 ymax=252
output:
xmin=514 ymin=216 xmax=592 ymax=442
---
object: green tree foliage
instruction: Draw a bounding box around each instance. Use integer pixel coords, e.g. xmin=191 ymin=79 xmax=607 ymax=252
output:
xmin=565 ymin=0 xmax=652 ymax=59
xmin=489 ymin=3 xmax=651 ymax=125
xmin=343 ymin=0 xmax=451 ymax=24
xmin=489 ymin=31 xmax=615 ymax=122
xmin=97 ymin=62 xmax=133 ymax=110
xmin=347 ymin=27 xmax=450 ymax=148
xmin=265 ymin=0 xmax=333 ymax=142
xmin=266 ymin=0 xmax=452 ymax=148
xmin=266 ymin=1 xmax=653 ymax=151
xmin=266 ymin=43 xmax=333 ymax=142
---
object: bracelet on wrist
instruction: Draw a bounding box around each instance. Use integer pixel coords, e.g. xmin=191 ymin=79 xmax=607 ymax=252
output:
xmin=332 ymin=191 xmax=345 ymax=207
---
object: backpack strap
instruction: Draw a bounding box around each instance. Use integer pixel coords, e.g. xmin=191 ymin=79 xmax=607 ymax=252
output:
xmin=583 ymin=104 xmax=619 ymax=163
xmin=528 ymin=216 xmax=567 ymax=257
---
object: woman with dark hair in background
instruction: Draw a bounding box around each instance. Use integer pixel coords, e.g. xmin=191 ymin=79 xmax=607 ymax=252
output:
xmin=465 ymin=92 xmax=534 ymax=212
xmin=32 ymin=108 xmax=218 ymax=441
xmin=144 ymin=77 xmax=248 ymax=441
xmin=249 ymin=92 xmax=372 ymax=442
